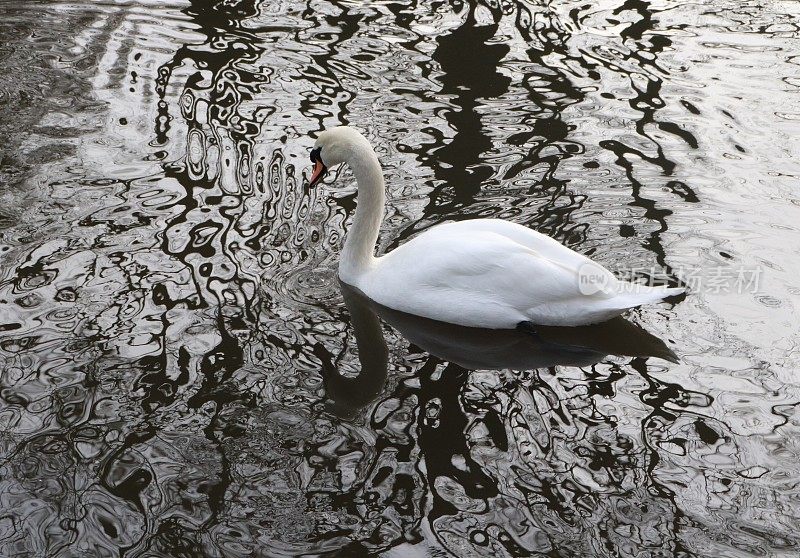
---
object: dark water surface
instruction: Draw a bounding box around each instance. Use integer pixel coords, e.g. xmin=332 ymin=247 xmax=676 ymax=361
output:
xmin=1 ymin=0 xmax=799 ymax=556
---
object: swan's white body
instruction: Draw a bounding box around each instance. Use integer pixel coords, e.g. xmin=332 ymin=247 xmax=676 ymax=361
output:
xmin=311 ymin=127 xmax=684 ymax=328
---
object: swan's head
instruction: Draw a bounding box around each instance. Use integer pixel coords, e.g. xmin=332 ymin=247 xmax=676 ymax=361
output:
xmin=308 ymin=126 xmax=372 ymax=188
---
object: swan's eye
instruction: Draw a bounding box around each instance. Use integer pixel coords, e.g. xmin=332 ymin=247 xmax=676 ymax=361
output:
xmin=310 ymin=147 xmax=322 ymax=164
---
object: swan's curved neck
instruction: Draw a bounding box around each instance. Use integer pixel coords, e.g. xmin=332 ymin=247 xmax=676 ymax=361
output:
xmin=340 ymin=144 xmax=385 ymax=282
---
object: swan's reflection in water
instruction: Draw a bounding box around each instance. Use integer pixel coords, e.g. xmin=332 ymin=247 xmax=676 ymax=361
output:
xmin=326 ymin=282 xmax=677 ymax=419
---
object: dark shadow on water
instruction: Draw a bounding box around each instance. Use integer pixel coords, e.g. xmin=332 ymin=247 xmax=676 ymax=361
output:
xmin=325 ymin=281 xmax=677 ymax=419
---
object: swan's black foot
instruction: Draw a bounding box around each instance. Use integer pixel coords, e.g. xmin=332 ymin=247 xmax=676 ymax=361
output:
xmin=516 ymin=321 xmax=539 ymax=335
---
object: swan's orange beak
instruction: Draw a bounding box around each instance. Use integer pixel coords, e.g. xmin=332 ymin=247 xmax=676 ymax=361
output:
xmin=309 ymin=159 xmax=327 ymax=188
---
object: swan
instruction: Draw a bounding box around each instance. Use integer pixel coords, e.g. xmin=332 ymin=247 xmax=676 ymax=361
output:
xmin=308 ymin=126 xmax=684 ymax=328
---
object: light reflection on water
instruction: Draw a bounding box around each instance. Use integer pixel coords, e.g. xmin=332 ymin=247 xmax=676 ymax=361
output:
xmin=0 ymin=0 xmax=799 ymax=556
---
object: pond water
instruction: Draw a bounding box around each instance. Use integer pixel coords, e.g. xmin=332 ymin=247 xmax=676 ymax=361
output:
xmin=1 ymin=0 xmax=799 ymax=556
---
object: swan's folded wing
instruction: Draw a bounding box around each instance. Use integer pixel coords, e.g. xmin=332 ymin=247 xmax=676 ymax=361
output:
xmin=365 ymin=229 xmax=618 ymax=328
xmin=433 ymin=218 xmax=602 ymax=271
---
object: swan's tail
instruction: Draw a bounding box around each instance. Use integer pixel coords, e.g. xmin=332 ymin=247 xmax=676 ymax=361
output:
xmin=610 ymin=283 xmax=685 ymax=310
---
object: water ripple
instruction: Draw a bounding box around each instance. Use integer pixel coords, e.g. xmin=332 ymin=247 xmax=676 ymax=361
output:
xmin=0 ymin=0 xmax=799 ymax=556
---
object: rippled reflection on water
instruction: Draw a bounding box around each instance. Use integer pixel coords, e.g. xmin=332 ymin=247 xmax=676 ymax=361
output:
xmin=1 ymin=0 xmax=799 ymax=556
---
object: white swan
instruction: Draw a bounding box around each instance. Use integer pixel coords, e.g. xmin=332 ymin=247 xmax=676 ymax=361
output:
xmin=308 ymin=126 xmax=684 ymax=328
